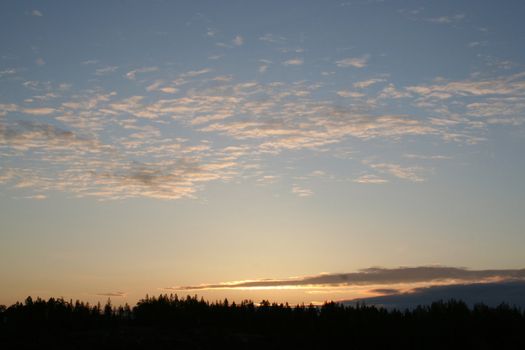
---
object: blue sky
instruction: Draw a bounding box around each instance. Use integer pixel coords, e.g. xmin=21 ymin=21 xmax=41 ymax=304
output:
xmin=1 ymin=0 xmax=525 ymax=305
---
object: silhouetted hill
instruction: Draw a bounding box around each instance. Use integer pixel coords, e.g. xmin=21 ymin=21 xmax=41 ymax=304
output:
xmin=343 ymin=281 xmax=525 ymax=310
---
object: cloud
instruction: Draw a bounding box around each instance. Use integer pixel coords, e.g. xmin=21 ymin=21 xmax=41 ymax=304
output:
xmin=31 ymin=10 xmax=43 ymax=17
xmin=406 ymin=77 xmax=516 ymax=98
xmin=232 ymin=35 xmax=244 ymax=46
xmin=195 ymin=82 xmax=438 ymax=154
xmin=146 ymin=80 xmax=178 ymax=94
xmin=96 ymin=291 xmax=127 ymax=297
xmin=403 ymin=154 xmax=451 ymax=160
xmin=0 ymin=103 xmax=19 ymax=116
xmin=95 ymin=66 xmax=118 ymax=76
xmin=0 ymin=120 xmax=101 ymax=152
xmin=208 ymin=54 xmax=223 ymax=60
xmin=353 ymin=78 xmax=385 ymax=89
xmin=168 ymin=266 xmax=525 ymax=291
xmin=279 ymin=47 xmax=304 ymax=54
xmin=369 ymin=288 xmax=400 ymax=295
xmin=28 ymin=92 xmax=59 ymax=102
xmin=180 ymin=68 xmax=212 ymax=78
xmin=259 ymin=33 xmax=286 ymax=44
xmin=3 ymin=63 xmax=520 ymax=201
xmin=428 ymin=14 xmax=465 ymax=24
xmin=401 ymin=10 xmax=465 ymax=26
xmin=3 ymin=74 xmax=444 ymax=203
xmin=257 ymin=175 xmax=279 ymax=184
xmin=35 ymin=58 xmax=46 ymax=66
xmin=0 ymin=169 xmax=16 ymax=184
xmin=81 ymin=59 xmax=99 ymax=65
xmin=467 ymin=41 xmax=486 ymax=48
xmin=336 ymin=55 xmax=369 ymax=68
xmin=292 ymin=184 xmax=313 ymax=197
xmin=0 ymin=68 xmax=17 ymax=77
xmin=25 ymin=194 xmax=47 ymax=200
xmin=109 ymin=96 xmax=159 ymax=119
xmin=337 ymin=90 xmax=365 ymax=98
xmin=283 ymin=58 xmax=304 ymax=66
xmin=215 ymin=42 xmax=232 ymax=48
xmin=406 ymin=71 xmax=525 ymax=125
xmin=310 ymin=170 xmax=327 ymax=177
xmin=258 ymin=59 xmax=272 ymax=74
xmin=84 ymin=160 xmax=216 ymax=200
xmin=378 ymin=84 xmax=411 ymax=99
xmin=146 ymin=80 xmax=163 ymax=92
xmin=22 ymin=107 xmax=56 ymax=115
xmin=125 ymin=66 xmax=159 ymax=80
xmin=0 ymin=114 xmax=245 ymax=200
xmin=367 ymin=163 xmax=426 ymax=182
xmin=353 ymin=174 xmax=388 ymax=184
xmin=160 ymin=87 xmax=178 ymax=94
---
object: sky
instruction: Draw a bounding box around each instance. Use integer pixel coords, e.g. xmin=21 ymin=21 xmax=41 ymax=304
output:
xmin=1 ymin=0 xmax=525 ymax=307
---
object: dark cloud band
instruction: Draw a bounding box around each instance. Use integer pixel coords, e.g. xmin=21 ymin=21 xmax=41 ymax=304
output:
xmin=168 ymin=266 xmax=525 ymax=290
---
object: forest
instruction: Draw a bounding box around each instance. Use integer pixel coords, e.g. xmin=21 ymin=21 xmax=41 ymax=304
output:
xmin=1 ymin=294 xmax=524 ymax=349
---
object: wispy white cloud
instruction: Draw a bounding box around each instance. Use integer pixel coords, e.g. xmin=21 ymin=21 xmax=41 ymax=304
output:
xmin=378 ymin=84 xmax=411 ymax=99
xmin=309 ymin=170 xmax=327 ymax=178
xmin=95 ymin=66 xmax=118 ymax=76
xmin=467 ymin=41 xmax=487 ymax=48
xmin=258 ymin=59 xmax=272 ymax=74
xmin=159 ymin=87 xmax=178 ymax=94
xmin=31 ymin=10 xmax=43 ymax=17
xmin=232 ymin=35 xmax=244 ymax=46
xmin=354 ymin=174 xmax=388 ymax=184
xmin=283 ymin=58 xmax=304 ymax=66
xmin=0 ymin=103 xmax=18 ymax=116
xmin=146 ymin=80 xmax=163 ymax=92
xmin=180 ymin=68 xmax=212 ymax=78
xmin=259 ymin=33 xmax=286 ymax=44
xmin=353 ymin=78 xmax=385 ymax=89
xmin=337 ymin=90 xmax=365 ymax=98
xmin=0 ymin=68 xmax=17 ymax=77
xmin=257 ymin=175 xmax=279 ymax=184
xmin=279 ymin=47 xmax=304 ymax=54
xmin=292 ymin=185 xmax=313 ymax=197
xmin=146 ymin=80 xmax=178 ymax=94
xmin=0 ymin=118 xmax=244 ymax=200
xmin=336 ymin=55 xmax=369 ymax=68
xmin=208 ymin=54 xmax=223 ymax=60
xmin=125 ymin=66 xmax=159 ymax=80
xmin=81 ymin=59 xmax=99 ymax=65
xmin=3 ymin=63 xmax=521 ymax=200
xmin=428 ymin=14 xmax=465 ymax=24
xmin=368 ymin=162 xmax=426 ymax=182
xmin=403 ymin=154 xmax=451 ymax=160
xmin=406 ymin=71 xmax=525 ymax=126
xmin=25 ymin=194 xmax=47 ymax=200
xmin=407 ymin=72 xmax=525 ymax=99
xmin=22 ymin=107 xmax=56 ymax=115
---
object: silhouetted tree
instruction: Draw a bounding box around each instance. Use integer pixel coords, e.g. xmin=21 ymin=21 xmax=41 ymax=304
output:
xmin=0 ymin=294 xmax=524 ymax=348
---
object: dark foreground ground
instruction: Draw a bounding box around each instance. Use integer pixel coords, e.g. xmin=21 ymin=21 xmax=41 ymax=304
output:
xmin=1 ymin=294 xmax=525 ymax=349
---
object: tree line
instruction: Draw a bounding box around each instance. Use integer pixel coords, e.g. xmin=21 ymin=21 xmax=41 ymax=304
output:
xmin=1 ymin=294 xmax=524 ymax=348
